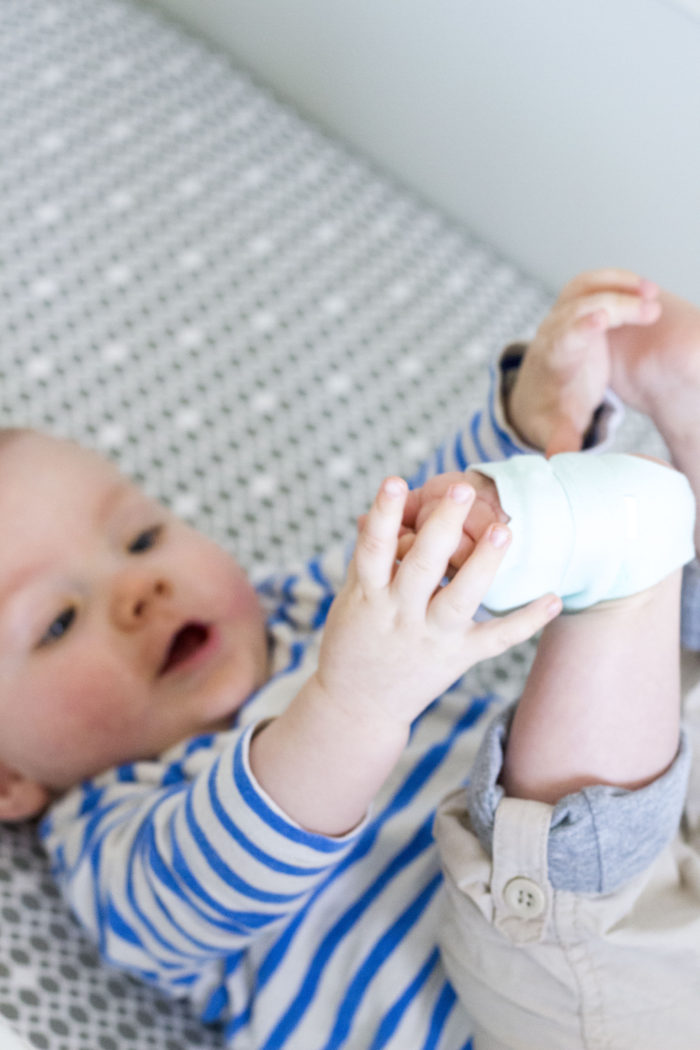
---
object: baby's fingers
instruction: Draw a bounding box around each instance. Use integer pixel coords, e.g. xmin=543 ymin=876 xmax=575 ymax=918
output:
xmin=353 ymin=477 xmax=408 ymax=590
xmin=559 ymin=269 xmax=658 ymax=302
xmin=571 ymin=291 xmax=660 ymax=332
xmin=472 ymin=593 xmax=562 ymax=660
xmin=428 ymin=523 xmax=513 ymax=629
xmin=393 ymin=484 xmax=475 ymax=612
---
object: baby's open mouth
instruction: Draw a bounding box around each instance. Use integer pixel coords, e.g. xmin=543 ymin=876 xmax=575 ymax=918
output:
xmin=159 ymin=622 xmax=210 ymax=675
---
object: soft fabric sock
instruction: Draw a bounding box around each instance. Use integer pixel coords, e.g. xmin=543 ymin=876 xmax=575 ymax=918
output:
xmin=474 ymin=453 xmax=696 ymax=613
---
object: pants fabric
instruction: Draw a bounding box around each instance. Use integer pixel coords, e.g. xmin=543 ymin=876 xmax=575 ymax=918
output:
xmin=434 ymin=683 xmax=700 ymax=1049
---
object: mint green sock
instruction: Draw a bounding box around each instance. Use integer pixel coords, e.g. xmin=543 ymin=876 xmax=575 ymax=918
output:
xmin=475 ymin=453 xmax=696 ymax=613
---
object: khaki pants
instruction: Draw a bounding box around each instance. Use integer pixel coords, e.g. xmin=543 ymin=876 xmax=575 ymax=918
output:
xmin=435 ymin=667 xmax=700 ymax=1050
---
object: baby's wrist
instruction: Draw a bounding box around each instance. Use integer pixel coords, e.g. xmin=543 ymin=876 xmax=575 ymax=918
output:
xmin=300 ymin=673 xmax=411 ymax=756
xmin=502 ymin=373 xmax=547 ymax=452
xmin=250 ymin=675 xmax=409 ymax=836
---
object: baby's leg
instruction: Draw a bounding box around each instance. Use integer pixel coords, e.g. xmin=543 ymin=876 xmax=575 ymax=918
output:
xmin=436 ymin=576 xmax=699 ymax=1049
xmin=435 ymin=454 xmax=700 ymax=1048
xmin=502 ymin=574 xmax=682 ymax=803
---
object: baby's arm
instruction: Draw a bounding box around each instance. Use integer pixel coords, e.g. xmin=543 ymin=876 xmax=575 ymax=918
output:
xmin=507 ymin=268 xmax=700 ymax=552
xmin=503 ymin=571 xmax=683 ymax=804
xmin=392 ymin=274 xmax=658 ymax=574
xmin=506 ymin=268 xmax=660 ymax=456
xmin=250 ymin=479 xmax=559 ymax=836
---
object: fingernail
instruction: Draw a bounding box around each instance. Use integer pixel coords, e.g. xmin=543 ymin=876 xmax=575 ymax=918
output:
xmin=489 ymin=524 xmax=509 ymax=548
xmin=448 ymin=483 xmax=471 ymax=504
xmin=546 ymin=596 xmax=562 ymax=617
xmin=383 ymin=478 xmax=404 ymax=498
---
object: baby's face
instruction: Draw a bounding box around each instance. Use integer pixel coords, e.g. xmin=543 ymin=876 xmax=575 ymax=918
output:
xmin=0 ymin=432 xmax=269 ymax=812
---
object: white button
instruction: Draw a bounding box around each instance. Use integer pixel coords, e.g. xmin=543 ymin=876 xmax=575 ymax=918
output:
xmin=503 ymin=877 xmax=546 ymax=918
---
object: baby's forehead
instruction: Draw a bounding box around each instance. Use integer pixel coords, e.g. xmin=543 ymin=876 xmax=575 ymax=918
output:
xmin=0 ymin=431 xmax=164 ymax=587
xmin=0 ymin=430 xmax=135 ymax=515
xmin=4 ymin=430 xmax=120 ymax=471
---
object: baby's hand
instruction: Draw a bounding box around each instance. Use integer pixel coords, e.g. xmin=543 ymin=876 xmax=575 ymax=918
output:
xmin=318 ymin=477 xmax=559 ymax=732
xmin=357 ymin=471 xmax=507 ymax=573
xmin=508 ymin=269 xmax=660 ymax=456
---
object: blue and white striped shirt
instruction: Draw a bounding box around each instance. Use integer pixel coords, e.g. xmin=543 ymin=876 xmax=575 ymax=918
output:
xmin=39 ymin=370 xmax=700 ymax=1050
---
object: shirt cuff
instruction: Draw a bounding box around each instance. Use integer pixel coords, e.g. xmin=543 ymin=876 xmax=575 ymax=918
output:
xmin=237 ymin=722 xmax=371 ymax=853
xmin=498 ymin=343 xmax=625 ymax=453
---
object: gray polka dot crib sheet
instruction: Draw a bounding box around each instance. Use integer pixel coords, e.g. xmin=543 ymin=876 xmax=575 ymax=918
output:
xmin=0 ymin=1 xmax=664 ymax=1048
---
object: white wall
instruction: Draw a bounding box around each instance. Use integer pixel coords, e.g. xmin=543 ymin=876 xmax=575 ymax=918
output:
xmin=146 ymin=0 xmax=700 ymax=303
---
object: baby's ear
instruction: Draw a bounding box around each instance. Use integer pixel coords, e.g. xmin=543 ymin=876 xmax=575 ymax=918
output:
xmin=0 ymin=764 xmax=51 ymax=822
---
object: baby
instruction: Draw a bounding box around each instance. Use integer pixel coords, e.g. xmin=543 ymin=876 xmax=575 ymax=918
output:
xmin=1 ymin=269 xmax=697 ymax=1049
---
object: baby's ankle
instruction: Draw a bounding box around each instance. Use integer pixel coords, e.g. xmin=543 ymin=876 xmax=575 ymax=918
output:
xmin=572 ymin=573 xmax=681 ymax=618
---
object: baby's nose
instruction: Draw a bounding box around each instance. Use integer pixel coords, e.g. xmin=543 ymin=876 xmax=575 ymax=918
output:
xmin=111 ymin=572 xmax=172 ymax=630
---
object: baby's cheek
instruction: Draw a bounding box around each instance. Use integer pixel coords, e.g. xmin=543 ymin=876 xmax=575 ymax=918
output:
xmin=186 ymin=540 xmax=256 ymax=617
xmin=58 ymin=675 xmax=127 ymax=740
xmin=26 ymin=677 xmax=135 ymax=787
xmin=48 ymin=649 xmax=137 ymax=741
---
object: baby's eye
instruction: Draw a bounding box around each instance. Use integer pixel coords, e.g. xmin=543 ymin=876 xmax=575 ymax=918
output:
xmin=38 ymin=607 xmax=76 ymax=648
xmin=128 ymin=525 xmax=163 ymax=554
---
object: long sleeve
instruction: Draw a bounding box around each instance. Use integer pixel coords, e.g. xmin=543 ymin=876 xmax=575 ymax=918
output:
xmin=40 ymin=723 xmax=365 ymax=994
xmin=407 ymin=347 xmax=624 ymax=488
xmin=405 ymin=359 xmax=528 ymax=488
xmin=39 ymin=526 xmax=371 ymax=1000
